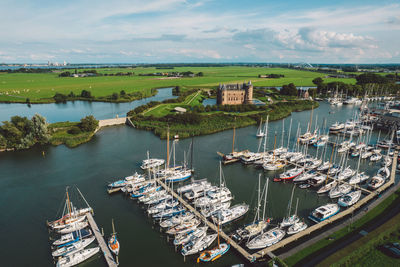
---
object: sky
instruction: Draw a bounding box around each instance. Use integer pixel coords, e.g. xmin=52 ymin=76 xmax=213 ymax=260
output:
xmin=0 ymin=0 xmax=399 ymax=64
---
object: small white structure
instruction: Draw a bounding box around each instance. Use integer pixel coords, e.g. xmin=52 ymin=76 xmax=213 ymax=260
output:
xmin=174 ymin=107 xmax=187 ymax=114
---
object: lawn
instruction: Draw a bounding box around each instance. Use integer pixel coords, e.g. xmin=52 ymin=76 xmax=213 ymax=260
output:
xmin=0 ymin=67 xmax=356 ymax=103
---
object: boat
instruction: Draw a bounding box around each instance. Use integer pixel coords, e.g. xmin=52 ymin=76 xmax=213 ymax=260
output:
xmin=329 ymin=122 xmax=345 ymax=133
xmin=177 ymin=180 xmax=210 ymax=194
xmin=348 ymin=172 xmax=369 ymax=185
xmin=53 ymin=229 xmax=92 ymax=246
xmin=173 ymin=226 xmax=208 ymax=246
xmin=159 ymin=213 xmax=195 ymax=228
xmin=57 ymin=221 xmax=89 ymax=234
xmin=280 ymin=187 xmax=300 ymax=228
xmin=165 ymin=169 xmax=192 ymax=183
xmin=308 ymin=175 xmax=326 ymax=187
xmin=279 ymin=167 xmax=303 ymax=180
xmin=108 ymin=219 xmax=120 ymax=256
xmin=147 ymin=199 xmax=179 ymax=215
xmin=153 ymin=206 xmax=186 ymax=219
xmin=181 ymin=234 xmax=217 ymax=256
xmin=338 ymin=190 xmax=362 ymax=207
xmin=140 ymin=151 xmax=165 ymax=170
xmin=200 ymin=201 xmax=231 ymax=218
xmin=329 ymin=184 xmax=352 ymax=198
xmin=246 ymin=227 xmax=285 ymax=249
xmin=308 ymin=204 xmax=340 ymax=223
xmin=317 ymin=181 xmax=337 ymax=194
xmin=337 ymin=167 xmax=355 ymax=181
xmin=233 ymin=176 xmax=270 ymax=242
xmin=211 ymin=203 xmax=249 ymax=226
xmin=317 ymin=161 xmax=332 ymax=172
xmin=256 ymin=119 xmax=265 ymax=137
xmin=263 ymin=160 xmax=286 ymax=171
xmin=299 ymin=184 xmax=311 ymax=189
xmin=166 ymin=218 xmax=201 ymax=235
xmin=52 ymin=236 xmax=95 ymax=257
xmin=368 ymin=175 xmax=385 ymax=190
xmin=370 ymin=153 xmax=382 ymax=162
xmin=184 ymin=184 xmax=214 ymax=201
xmin=55 ymin=247 xmax=100 ymax=267
xmin=287 ymin=221 xmax=308 ymax=235
xmin=377 ymin=166 xmax=390 ymax=179
xmin=293 ymin=172 xmax=315 ymax=183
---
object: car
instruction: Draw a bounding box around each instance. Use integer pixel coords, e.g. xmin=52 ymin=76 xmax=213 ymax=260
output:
xmin=382 ymin=242 xmax=400 ymax=258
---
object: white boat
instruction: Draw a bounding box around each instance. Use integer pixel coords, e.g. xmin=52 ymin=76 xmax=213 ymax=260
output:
xmin=377 ymin=166 xmax=390 ymax=179
xmin=308 ymin=175 xmax=326 ymax=187
xmin=147 ymin=199 xmax=179 ymax=215
xmin=184 ymin=184 xmax=214 ymax=201
xmin=241 ymin=152 xmax=263 ymax=165
xmin=317 ymin=161 xmax=332 ymax=172
xmin=177 ymin=180 xmax=210 ymax=194
xmin=194 ymin=187 xmax=232 ymax=208
xmin=370 ymin=153 xmax=382 ymax=162
xmin=361 ymin=150 xmax=373 ymax=159
xmin=57 ymin=221 xmax=89 ymax=234
xmin=293 ymin=172 xmax=316 ymax=183
xmin=52 ymin=236 xmax=95 ymax=257
xmin=279 ymin=168 xmax=303 ymax=180
xmin=211 ymin=204 xmax=249 ymax=226
xmin=368 ymin=175 xmax=385 ymax=190
xmin=166 ymin=218 xmax=201 ymax=235
xmin=383 ymin=156 xmax=392 ymax=167
xmin=246 ymin=227 xmax=285 ymax=249
xmin=141 ymin=158 xmax=165 ymax=170
xmin=308 ymin=204 xmax=340 ymax=223
xmin=287 ymin=221 xmax=308 ymax=235
xmin=51 ymin=215 xmax=87 ymax=230
xmin=337 ymin=167 xmax=355 ymax=181
xmin=329 ymin=184 xmax=352 ymax=198
xmin=256 ymin=120 xmax=265 ymax=137
xmin=263 ymin=160 xmax=285 ymax=171
xmin=329 ymin=122 xmax=344 ymax=132
xmin=317 ymin=180 xmax=337 ymax=194
xmin=338 ymin=190 xmax=362 ymax=207
xmin=289 ymin=152 xmax=304 ymax=163
xmin=200 ymin=201 xmax=231 ymax=218
xmin=348 ymin=172 xmax=369 ymax=185
xmin=52 ymin=229 xmax=92 ymax=246
xmin=56 ymin=247 xmax=100 ymax=267
xmin=173 ymin=226 xmax=208 ymax=246
xmin=165 ymin=169 xmax=192 ymax=183
xmin=280 ymin=214 xmax=300 ymax=228
xmin=181 ymin=234 xmax=217 ymax=256
xmin=159 ymin=213 xmax=195 ymax=228
xmin=307 ymin=159 xmax=322 ymax=169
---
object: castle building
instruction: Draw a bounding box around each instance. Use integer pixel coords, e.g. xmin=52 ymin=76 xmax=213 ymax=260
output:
xmin=217 ymin=81 xmax=253 ymax=105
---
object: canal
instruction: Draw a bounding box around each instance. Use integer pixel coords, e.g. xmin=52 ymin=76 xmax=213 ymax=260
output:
xmin=0 ymin=99 xmax=395 ymax=266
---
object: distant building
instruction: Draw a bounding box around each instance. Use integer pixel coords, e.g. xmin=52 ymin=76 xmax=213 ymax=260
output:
xmin=217 ymin=81 xmax=253 ymax=105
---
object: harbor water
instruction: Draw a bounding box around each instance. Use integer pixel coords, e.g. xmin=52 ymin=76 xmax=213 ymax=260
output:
xmin=0 ymin=99 xmax=396 ymax=266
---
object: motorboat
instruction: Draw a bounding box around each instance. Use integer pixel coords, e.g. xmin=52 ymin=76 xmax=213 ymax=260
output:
xmin=377 ymin=166 xmax=390 ymax=179
xmin=211 ymin=204 xmax=249 ymax=226
xmin=368 ymin=175 xmax=385 ymax=190
xmin=194 ymin=187 xmax=232 ymax=208
xmin=263 ymin=160 xmax=286 ymax=171
xmin=200 ymin=201 xmax=231 ymax=218
xmin=338 ymin=190 xmax=362 ymax=207
xmin=308 ymin=204 xmax=340 ymax=223
xmin=232 ymin=220 xmax=269 ymax=242
xmin=184 ymin=184 xmax=214 ymax=201
xmin=55 ymin=247 xmax=100 ymax=267
xmin=159 ymin=213 xmax=195 ymax=228
xmin=166 ymin=218 xmax=201 ymax=235
xmin=140 ymin=158 xmax=165 ymax=170
xmin=152 ymin=206 xmax=186 ymax=220
xmin=147 ymin=199 xmax=179 ymax=215
xmin=181 ymin=234 xmax=217 ymax=256
xmin=308 ymin=175 xmax=326 ymax=187
xmin=329 ymin=122 xmax=344 ymax=132
xmin=348 ymin=172 xmax=369 ymax=185
xmin=177 ymin=180 xmax=211 ymax=194
xmin=246 ymin=228 xmax=285 ymax=249
xmin=173 ymin=226 xmax=208 ymax=246
xmin=287 ymin=221 xmax=308 ymax=235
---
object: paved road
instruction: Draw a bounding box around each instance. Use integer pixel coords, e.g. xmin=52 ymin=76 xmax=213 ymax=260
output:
xmin=292 ymin=183 xmax=400 ymax=267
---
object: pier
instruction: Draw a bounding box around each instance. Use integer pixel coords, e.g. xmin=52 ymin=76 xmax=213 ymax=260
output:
xmin=250 ymin=150 xmax=398 ymax=260
xmin=156 ymin=178 xmax=256 ymax=262
xmin=86 ymin=213 xmax=118 ymax=267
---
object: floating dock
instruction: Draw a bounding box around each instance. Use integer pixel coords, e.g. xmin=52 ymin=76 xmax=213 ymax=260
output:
xmin=86 ymin=213 xmax=118 ymax=267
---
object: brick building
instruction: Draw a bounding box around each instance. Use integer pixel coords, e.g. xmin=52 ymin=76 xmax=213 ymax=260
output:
xmin=217 ymin=81 xmax=253 ymax=105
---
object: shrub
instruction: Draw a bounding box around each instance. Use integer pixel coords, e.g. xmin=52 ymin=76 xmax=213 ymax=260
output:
xmin=67 ymin=126 xmax=82 ymax=135
xmin=79 ymin=115 xmax=98 ymax=132
xmin=53 ymin=93 xmax=68 ymax=103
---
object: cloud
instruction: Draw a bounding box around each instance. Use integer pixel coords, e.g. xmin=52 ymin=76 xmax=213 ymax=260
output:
xmin=386 ymin=16 xmax=400 ymax=24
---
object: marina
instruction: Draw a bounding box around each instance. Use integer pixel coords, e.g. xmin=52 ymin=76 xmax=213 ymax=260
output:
xmin=1 ymin=101 xmax=399 ymax=266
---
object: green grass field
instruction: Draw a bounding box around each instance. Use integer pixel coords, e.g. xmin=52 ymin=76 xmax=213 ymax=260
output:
xmin=0 ymin=67 xmax=356 ymax=103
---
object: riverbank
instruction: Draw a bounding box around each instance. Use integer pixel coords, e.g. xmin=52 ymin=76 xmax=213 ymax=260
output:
xmin=130 ymin=100 xmax=319 ymax=139
xmin=48 ymin=121 xmax=97 ymax=148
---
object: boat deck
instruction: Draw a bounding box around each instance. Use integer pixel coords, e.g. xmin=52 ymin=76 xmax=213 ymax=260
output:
xmin=86 ymin=213 xmax=118 ymax=267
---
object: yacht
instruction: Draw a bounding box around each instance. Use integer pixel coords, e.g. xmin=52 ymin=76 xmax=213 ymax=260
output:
xmin=56 ymin=247 xmax=100 ymax=267
xmin=181 ymin=234 xmax=217 ymax=256
xmin=329 ymin=184 xmax=352 ymax=198
xmin=368 ymin=175 xmax=385 ymax=190
xmin=348 ymin=172 xmax=369 ymax=185
xmin=200 ymin=201 xmax=231 ymax=218
xmin=194 ymin=187 xmax=232 ymax=208
xmin=173 ymin=226 xmax=208 ymax=246
xmin=166 ymin=218 xmax=201 ymax=235
xmin=287 ymin=221 xmax=308 ymax=235
xmin=52 ymin=236 xmax=96 ymax=257
xmin=337 ymin=167 xmax=355 ymax=181
xmin=141 ymin=158 xmax=165 ymax=170
xmin=377 ymin=166 xmax=390 ymax=179
xmin=159 ymin=213 xmax=195 ymax=228
xmin=211 ymin=204 xmax=249 ymax=226
xmin=317 ymin=181 xmax=337 ymax=194
xmin=308 ymin=204 xmax=340 ymax=223
xmin=338 ymin=190 xmax=362 ymax=207
xmin=263 ymin=160 xmax=286 ymax=171
xmin=279 ymin=168 xmax=304 ymax=180
xmin=308 ymin=175 xmax=327 ymax=187
xmin=329 ymin=122 xmax=345 ymax=133
xmin=317 ymin=161 xmax=332 ymax=172
xmin=246 ymin=228 xmax=285 ymax=249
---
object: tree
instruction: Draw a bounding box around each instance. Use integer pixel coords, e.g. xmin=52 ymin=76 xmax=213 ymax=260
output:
xmin=0 ymin=121 xmax=23 ymax=146
xmin=79 ymin=115 xmax=98 ymax=132
xmin=31 ymin=114 xmax=50 ymax=144
xmin=80 ymin=90 xmax=92 ymax=98
xmin=197 ymin=72 xmax=204 ymax=77
xmin=112 ymin=93 xmax=119 ymax=100
xmin=312 ymin=77 xmax=324 ymax=87
xmin=120 ymin=90 xmax=126 ymax=96
xmin=281 ymin=83 xmax=297 ymax=96
xmin=68 ymin=91 xmax=75 ymax=97
xmin=54 ymin=93 xmax=68 ymax=103
xmin=0 ymin=134 xmax=6 ymax=148
xmin=356 ymin=73 xmax=389 ymax=85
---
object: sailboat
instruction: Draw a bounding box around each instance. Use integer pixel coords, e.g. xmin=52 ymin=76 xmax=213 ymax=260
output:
xmin=256 ymin=119 xmax=265 ymax=138
xmin=280 ymin=187 xmax=300 ymax=228
xmin=108 ymin=219 xmax=120 ymax=256
xmin=232 ymin=175 xmax=270 ymax=242
xmin=197 ymin=216 xmax=230 ymax=262
xmin=164 ymin=131 xmax=192 ymax=183
xmin=56 ymin=247 xmax=100 ymax=267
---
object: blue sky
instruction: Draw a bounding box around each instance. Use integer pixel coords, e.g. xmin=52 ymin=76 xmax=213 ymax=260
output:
xmin=0 ymin=0 xmax=399 ymax=63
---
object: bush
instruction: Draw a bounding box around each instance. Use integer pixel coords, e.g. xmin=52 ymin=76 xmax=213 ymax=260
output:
xmin=67 ymin=126 xmax=82 ymax=135
xmin=80 ymin=90 xmax=92 ymax=98
xmin=79 ymin=115 xmax=98 ymax=132
xmin=112 ymin=93 xmax=118 ymax=100
xmin=53 ymin=93 xmax=68 ymax=103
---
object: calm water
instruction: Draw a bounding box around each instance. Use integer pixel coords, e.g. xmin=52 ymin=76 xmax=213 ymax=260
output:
xmin=0 ymin=88 xmax=176 ymax=123
xmin=0 ymin=101 xmax=396 ymax=267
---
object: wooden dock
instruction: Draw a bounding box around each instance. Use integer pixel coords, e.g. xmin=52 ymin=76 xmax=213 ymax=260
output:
xmin=250 ymin=150 xmax=398 ymax=260
xmin=86 ymin=213 xmax=118 ymax=267
xmin=156 ymin=178 xmax=256 ymax=262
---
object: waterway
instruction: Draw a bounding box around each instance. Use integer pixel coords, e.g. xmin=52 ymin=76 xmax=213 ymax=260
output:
xmin=0 ymin=100 xmax=396 ymax=267
xmin=0 ymin=87 xmax=176 ymax=123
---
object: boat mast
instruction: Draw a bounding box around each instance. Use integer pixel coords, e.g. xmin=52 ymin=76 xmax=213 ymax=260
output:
xmin=287 ymin=185 xmax=295 ymax=218
xmin=262 ymin=178 xmax=269 ymax=221
xmin=167 ymin=126 xmax=170 ymax=168
xmin=263 ymin=116 xmax=269 ymax=154
xmin=112 ymin=218 xmax=116 ymax=235
xmin=76 ymin=186 xmax=91 ymax=211
xmin=281 ymin=119 xmax=285 ymax=148
xmin=257 ymin=174 xmax=261 ymax=221
xmin=287 ymin=118 xmax=292 ymax=150
xmin=308 ymin=105 xmax=314 ymax=132
xmin=66 ymin=187 xmax=72 ymax=217
xmin=295 ymin=198 xmax=299 ymax=216
xmin=232 ymin=118 xmax=236 ymax=154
